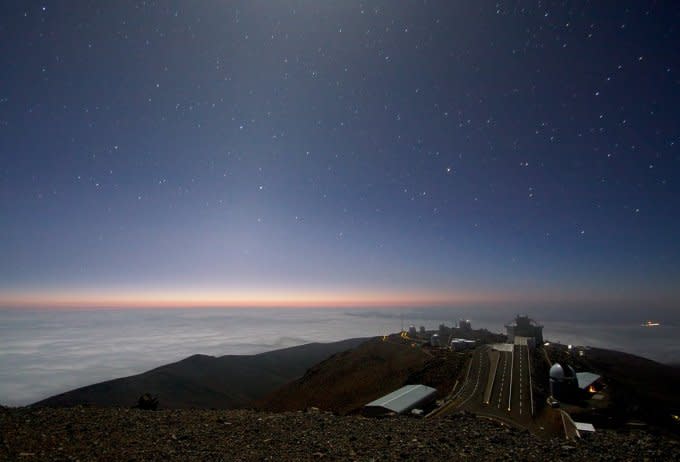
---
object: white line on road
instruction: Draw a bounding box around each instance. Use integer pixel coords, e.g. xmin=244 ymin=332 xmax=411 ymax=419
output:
xmin=519 ymin=348 xmax=523 ymax=415
xmin=497 ymin=353 xmax=507 ymax=408
xmin=527 ymin=344 xmax=534 ymax=417
xmin=508 ymin=346 xmax=514 ymax=412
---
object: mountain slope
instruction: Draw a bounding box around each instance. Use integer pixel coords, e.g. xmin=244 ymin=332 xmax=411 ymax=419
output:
xmin=257 ymin=336 xmax=467 ymax=414
xmin=34 ymin=338 xmax=368 ymax=409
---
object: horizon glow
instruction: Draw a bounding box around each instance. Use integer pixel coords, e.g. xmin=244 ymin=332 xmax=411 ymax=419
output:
xmin=0 ymin=286 xmax=511 ymax=309
xmin=1 ymin=284 xmax=676 ymax=311
xmin=1 ymin=3 xmax=679 ymax=312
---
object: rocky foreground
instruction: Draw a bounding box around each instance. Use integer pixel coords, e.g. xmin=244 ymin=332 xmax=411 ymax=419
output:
xmin=1 ymin=407 xmax=678 ymax=461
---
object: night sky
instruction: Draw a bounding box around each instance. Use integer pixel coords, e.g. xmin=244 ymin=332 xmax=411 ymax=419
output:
xmin=1 ymin=1 xmax=679 ymax=309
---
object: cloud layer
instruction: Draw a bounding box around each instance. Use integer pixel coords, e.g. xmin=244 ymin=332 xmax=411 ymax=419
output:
xmin=1 ymin=308 xmax=677 ymax=406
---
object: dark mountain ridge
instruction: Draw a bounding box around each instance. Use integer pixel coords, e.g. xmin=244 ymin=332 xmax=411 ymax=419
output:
xmin=34 ymin=337 xmax=368 ymax=409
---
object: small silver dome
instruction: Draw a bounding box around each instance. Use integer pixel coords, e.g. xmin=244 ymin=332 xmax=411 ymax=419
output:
xmin=550 ymin=363 xmax=576 ymax=380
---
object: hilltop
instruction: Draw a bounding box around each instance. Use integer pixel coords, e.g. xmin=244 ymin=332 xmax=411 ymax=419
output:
xmin=257 ymin=336 xmax=466 ymax=414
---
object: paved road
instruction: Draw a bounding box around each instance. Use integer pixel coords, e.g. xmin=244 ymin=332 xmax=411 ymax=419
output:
xmin=490 ymin=350 xmax=512 ymax=411
xmin=510 ymin=344 xmax=532 ymax=421
xmin=455 ymin=347 xmax=488 ymax=408
xmin=431 ymin=347 xmax=489 ymax=417
xmin=436 ymin=344 xmax=534 ymax=428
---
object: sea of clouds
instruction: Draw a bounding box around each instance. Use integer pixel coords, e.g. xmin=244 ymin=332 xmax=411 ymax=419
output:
xmin=0 ymin=307 xmax=677 ymax=406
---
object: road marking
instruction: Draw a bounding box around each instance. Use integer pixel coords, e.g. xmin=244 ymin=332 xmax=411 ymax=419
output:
xmin=459 ymin=350 xmax=483 ymax=407
xmin=484 ymin=350 xmax=501 ymax=405
xmin=508 ymin=346 xmax=514 ymax=412
xmin=427 ymin=349 xmax=475 ymax=418
xmin=496 ymin=352 xmax=508 ymax=408
xmin=527 ymin=344 xmax=534 ymax=417
xmin=518 ymin=346 xmax=523 ymax=415
xmin=449 ymin=352 xmax=474 ymax=402
xmin=444 ymin=350 xmax=480 ymax=412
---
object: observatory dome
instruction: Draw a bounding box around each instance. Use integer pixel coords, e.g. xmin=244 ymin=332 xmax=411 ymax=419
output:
xmin=549 ymin=363 xmax=576 ymax=381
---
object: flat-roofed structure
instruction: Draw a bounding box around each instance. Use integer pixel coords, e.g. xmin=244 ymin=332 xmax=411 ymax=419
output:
xmin=561 ymin=411 xmax=596 ymax=439
xmin=576 ymin=372 xmax=602 ymax=393
xmin=514 ymin=335 xmax=536 ymax=348
xmin=363 ymin=384 xmax=437 ymax=416
xmin=450 ymin=338 xmax=476 ymax=351
xmin=574 ymin=422 xmax=596 ymax=434
xmin=506 ymin=315 xmax=543 ymax=344
xmin=551 ymin=364 xmax=604 ymax=401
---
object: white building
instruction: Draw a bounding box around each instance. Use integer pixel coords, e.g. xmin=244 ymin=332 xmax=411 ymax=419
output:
xmin=364 ymin=384 xmax=438 ymax=416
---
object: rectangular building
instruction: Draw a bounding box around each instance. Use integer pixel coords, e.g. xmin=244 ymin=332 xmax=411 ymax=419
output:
xmin=363 ymin=384 xmax=437 ymax=416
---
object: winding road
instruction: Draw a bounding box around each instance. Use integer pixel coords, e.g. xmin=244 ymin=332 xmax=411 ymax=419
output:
xmin=434 ymin=343 xmax=534 ymax=428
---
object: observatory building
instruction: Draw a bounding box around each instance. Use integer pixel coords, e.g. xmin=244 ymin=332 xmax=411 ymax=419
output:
xmin=549 ymin=362 xmax=578 ymax=400
xmin=505 ymin=315 xmax=543 ymax=344
xmin=458 ymin=319 xmax=472 ymax=330
xmin=550 ymin=363 xmax=603 ymax=401
xmin=450 ymin=338 xmax=476 ymax=351
xmin=363 ymin=384 xmax=437 ymax=417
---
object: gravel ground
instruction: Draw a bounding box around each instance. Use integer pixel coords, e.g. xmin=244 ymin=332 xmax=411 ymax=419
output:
xmin=1 ymin=407 xmax=678 ymax=461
